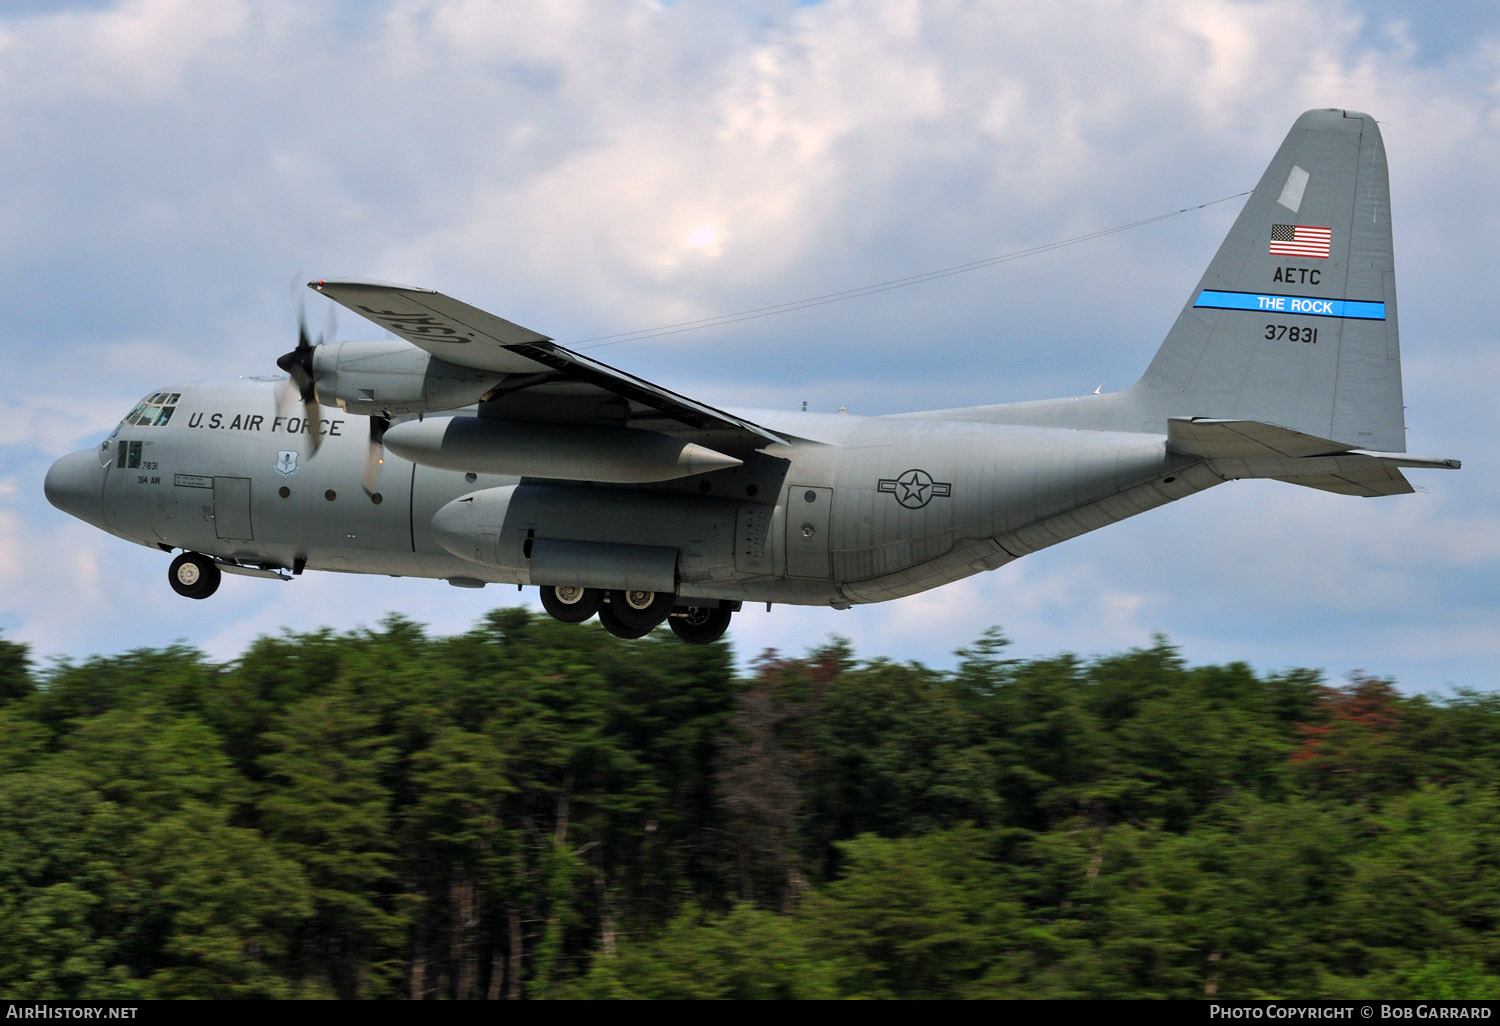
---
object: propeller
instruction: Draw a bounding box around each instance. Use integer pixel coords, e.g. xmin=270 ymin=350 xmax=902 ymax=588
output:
xmin=274 ymin=284 xmax=389 ymax=496
xmin=363 ymin=415 xmax=389 ymax=495
xmin=274 ymin=293 xmax=332 ymax=456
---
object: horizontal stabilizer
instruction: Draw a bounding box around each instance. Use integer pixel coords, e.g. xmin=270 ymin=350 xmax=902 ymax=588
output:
xmin=1167 ymin=418 xmax=1352 ymax=460
xmin=1168 ymin=417 xmax=1459 ymax=497
xmin=1273 ymin=465 xmax=1414 ymax=497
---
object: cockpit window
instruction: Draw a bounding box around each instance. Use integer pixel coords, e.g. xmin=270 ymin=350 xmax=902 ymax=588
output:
xmin=123 ymin=391 xmax=181 ymax=427
xmin=115 ymin=439 xmax=143 ymax=469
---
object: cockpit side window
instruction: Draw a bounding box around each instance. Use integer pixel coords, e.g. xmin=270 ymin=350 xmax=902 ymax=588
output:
xmin=123 ymin=391 xmax=180 ymax=427
xmin=115 ymin=439 xmax=143 ymax=469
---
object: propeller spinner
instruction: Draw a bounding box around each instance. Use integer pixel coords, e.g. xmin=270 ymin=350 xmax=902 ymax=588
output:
xmin=276 ymin=289 xmax=391 ymax=494
xmin=275 ymin=297 xmax=328 ymax=457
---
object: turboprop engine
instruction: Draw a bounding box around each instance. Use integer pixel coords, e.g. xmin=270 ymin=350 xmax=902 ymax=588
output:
xmin=309 ymin=340 xmax=500 ymax=416
xmin=383 ymin=416 xmax=742 ymax=483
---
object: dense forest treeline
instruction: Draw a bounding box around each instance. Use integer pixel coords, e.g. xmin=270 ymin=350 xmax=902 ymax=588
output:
xmin=1 ymin=612 xmax=1497 ymax=999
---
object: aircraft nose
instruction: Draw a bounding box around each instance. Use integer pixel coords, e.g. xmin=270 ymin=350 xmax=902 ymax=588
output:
xmin=45 ymin=448 xmax=106 ymax=526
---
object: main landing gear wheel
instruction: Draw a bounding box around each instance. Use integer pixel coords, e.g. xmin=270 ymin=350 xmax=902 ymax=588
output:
xmin=540 ymin=585 xmax=603 ymax=624
xmin=609 ymin=589 xmax=675 ymax=631
xmin=597 ymin=602 xmax=653 ymax=639
xmin=168 ymin=552 xmax=221 ymax=599
xmin=669 ymin=605 xmax=732 ymax=645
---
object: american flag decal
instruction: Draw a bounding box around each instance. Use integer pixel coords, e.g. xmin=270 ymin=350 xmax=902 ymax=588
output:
xmin=1269 ymin=224 xmax=1331 ymax=259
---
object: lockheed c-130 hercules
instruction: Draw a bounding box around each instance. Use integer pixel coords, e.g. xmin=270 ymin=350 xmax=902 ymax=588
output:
xmin=45 ymin=109 xmax=1459 ymax=644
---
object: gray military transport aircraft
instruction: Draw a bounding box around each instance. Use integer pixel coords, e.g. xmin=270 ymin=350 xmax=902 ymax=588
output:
xmin=45 ymin=109 xmax=1459 ymax=644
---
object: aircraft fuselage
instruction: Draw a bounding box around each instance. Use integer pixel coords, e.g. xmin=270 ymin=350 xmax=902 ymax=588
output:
xmin=50 ymin=376 xmax=1211 ymax=609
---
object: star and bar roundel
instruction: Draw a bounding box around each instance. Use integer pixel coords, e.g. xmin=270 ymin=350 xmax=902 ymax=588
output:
xmin=877 ymin=468 xmax=953 ymax=509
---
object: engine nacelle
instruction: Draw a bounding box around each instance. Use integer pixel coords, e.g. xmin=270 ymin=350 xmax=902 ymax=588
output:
xmin=309 ymin=340 xmax=500 ymax=416
xmin=384 ymin=415 xmax=743 ymax=483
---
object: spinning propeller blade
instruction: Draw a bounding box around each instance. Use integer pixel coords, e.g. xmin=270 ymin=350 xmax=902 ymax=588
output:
xmin=274 ymin=293 xmax=330 ymax=456
xmin=363 ymin=415 xmax=389 ymax=495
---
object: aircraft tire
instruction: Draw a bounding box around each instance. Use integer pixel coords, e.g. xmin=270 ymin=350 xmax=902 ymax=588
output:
xmin=668 ymin=605 xmax=732 ymax=645
xmin=540 ymin=585 xmax=602 ymax=624
xmin=169 ymin=552 xmax=221 ymax=599
xmin=610 ymin=589 xmax=675 ymax=631
xmin=598 ymin=603 xmax=653 ymax=639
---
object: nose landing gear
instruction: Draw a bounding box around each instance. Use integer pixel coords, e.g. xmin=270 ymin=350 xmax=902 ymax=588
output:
xmin=168 ymin=552 xmax=221 ymax=599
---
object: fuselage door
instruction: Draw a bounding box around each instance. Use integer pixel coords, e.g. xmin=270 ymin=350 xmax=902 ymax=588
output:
xmin=213 ymin=476 xmax=254 ymax=540
xmin=785 ymin=485 xmax=833 ymax=579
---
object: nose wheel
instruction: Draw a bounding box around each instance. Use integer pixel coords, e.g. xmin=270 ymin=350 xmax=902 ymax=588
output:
xmin=168 ymin=552 xmax=221 ymax=599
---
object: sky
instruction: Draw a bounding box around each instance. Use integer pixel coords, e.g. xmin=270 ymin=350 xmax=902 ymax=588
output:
xmin=3 ymin=0 xmax=1497 ymax=693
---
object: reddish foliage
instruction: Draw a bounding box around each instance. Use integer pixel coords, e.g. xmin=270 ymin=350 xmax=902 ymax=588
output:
xmin=1291 ymin=673 xmax=1404 ymax=767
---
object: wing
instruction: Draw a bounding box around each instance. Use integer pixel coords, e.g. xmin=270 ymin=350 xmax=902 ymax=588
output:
xmin=309 ymin=279 xmax=789 ymax=449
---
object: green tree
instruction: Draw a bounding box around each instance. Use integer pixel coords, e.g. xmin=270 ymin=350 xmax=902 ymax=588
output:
xmin=135 ymin=802 xmax=313 ymax=998
xmin=0 ymin=774 xmax=137 ymax=997
xmin=808 ymin=827 xmax=1024 ymax=999
xmin=560 ymin=903 xmax=838 ymax=999
xmin=807 ymin=657 xmax=1000 ymax=842
xmin=258 ymin=683 xmax=403 ymax=997
xmin=402 ymin=724 xmax=514 ymax=999
xmin=0 ymin=633 xmax=33 ymax=704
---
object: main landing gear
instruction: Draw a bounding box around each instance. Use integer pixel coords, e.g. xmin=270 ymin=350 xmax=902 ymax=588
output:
xmin=538 ymin=585 xmax=734 ymax=644
xmin=539 ymin=584 xmax=602 ymax=623
xmin=667 ymin=604 xmax=733 ymax=645
xmin=168 ymin=551 xmax=221 ymax=599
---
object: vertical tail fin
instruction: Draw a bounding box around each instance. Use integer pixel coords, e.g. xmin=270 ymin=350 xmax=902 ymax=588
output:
xmin=1132 ymin=109 xmax=1405 ymax=452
